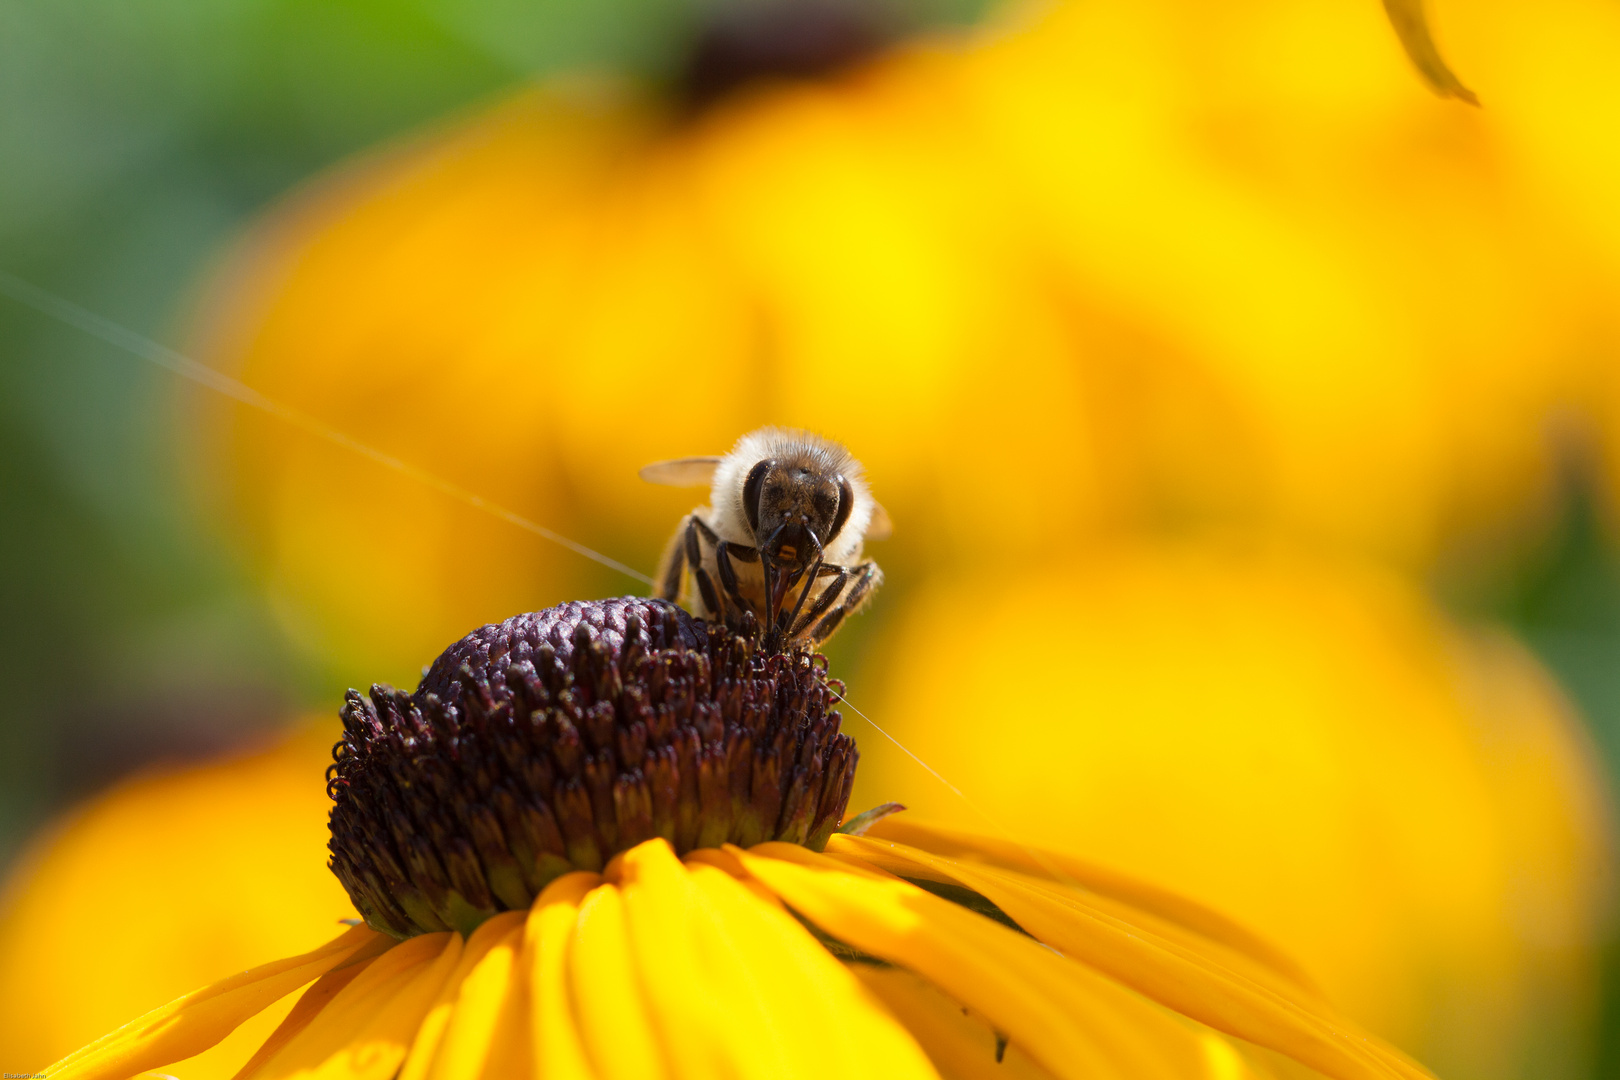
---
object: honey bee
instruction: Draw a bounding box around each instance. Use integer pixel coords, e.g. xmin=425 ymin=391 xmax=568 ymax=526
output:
xmin=640 ymin=427 xmax=890 ymax=647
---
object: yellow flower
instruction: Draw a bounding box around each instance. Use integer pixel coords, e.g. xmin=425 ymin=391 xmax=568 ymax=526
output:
xmin=855 ymin=544 xmax=1616 ymax=1079
xmin=1417 ymin=0 xmax=1620 ymax=510
xmin=953 ymin=0 xmax=1595 ymax=568
xmin=0 ymin=724 xmax=351 ymax=1075
xmin=192 ymin=66 xmax=1049 ymax=685
xmin=191 ymin=0 xmax=1615 ymax=699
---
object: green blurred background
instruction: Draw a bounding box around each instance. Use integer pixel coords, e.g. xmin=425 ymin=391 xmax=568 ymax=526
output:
xmin=1 ymin=0 xmax=1618 ymax=1073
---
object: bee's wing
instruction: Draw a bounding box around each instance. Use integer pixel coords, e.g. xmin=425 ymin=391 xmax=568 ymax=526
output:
xmin=639 ymin=456 xmax=723 ymax=487
xmin=867 ymin=501 xmax=894 ymax=541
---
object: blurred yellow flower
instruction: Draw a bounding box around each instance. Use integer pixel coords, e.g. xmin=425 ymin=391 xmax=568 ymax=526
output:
xmin=854 ymin=544 xmax=1615 ymax=1080
xmin=191 ymin=66 xmax=1060 ymax=684
xmin=1416 ymin=0 xmax=1620 ymax=514
xmin=0 ymin=723 xmax=349 ymax=1077
xmin=956 ymin=0 xmax=1600 ymax=567
xmin=191 ymin=0 xmax=1618 ymax=694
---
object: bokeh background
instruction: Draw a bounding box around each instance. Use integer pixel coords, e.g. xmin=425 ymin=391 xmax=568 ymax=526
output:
xmin=2 ymin=0 xmax=1620 ymax=1077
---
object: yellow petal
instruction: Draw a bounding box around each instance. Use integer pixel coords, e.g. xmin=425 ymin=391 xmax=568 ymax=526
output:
xmin=395 ymin=912 xmax=526 ymax=1080
xmin=427 ymin=919 xmax=527 ymax=1080
xmin=527 ymin=873 xmax=602 ymax=1080
xmin=849 ymin=964 xmax=1070 ymax=1080
xmin=611 ymin=842 xmax=729 ymax=1078
xmin=245 ymin=931 xmax=460 ymax=1080
xmin=611 ymin=839 xmax=937 ymax=1080
xmin=470 ymin=952 xmax=531 ymax=1080
xmin=833 ymin=835 xmax=1431 ymax=1080
xmin=735 ymin=843 xmax=1243 ymax=1080
xmin=852 ymin=819 xmax=1320 ymax=996
xmin=830 ymin=834 xmax=1330 ymax=1013
xmin=232 ymin=943 xmax=393 ymax=1079
xmin=47 ymin=924 xmax=381 ymax=1080
xmin=568 ymin=883 xmax=669 ymax=1080
xmin=684 ymin=861 xmax=939 ymax=1080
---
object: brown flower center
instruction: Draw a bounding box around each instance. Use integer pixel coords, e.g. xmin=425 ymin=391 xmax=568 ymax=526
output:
xmin=327 ymin=597 xmax=858 ymax=937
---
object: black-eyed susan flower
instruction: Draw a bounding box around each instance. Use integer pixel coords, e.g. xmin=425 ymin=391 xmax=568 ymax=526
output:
xmin=48 ymin=597 xmax=1436 ymax=1080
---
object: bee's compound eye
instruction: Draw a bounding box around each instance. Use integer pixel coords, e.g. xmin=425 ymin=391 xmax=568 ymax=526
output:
xmin=828 ymin=477 xmax=855 ymax=543
xmin=743 ymin=459 xmax=772 ymax=535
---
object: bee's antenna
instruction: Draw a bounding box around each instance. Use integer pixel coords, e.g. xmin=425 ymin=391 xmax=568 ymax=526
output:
xmin=0 ymin=271 xmax=656 ymax=588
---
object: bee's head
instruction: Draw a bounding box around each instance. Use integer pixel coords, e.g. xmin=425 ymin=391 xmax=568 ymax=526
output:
xmin=743 ymin=456 xmax=853 ymax=573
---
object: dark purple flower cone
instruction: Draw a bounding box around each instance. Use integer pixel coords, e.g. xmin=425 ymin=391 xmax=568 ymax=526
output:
xmin=327 ymin=597 xmax=858 ymax=937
